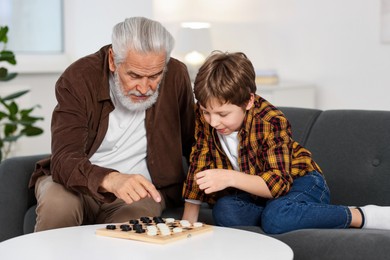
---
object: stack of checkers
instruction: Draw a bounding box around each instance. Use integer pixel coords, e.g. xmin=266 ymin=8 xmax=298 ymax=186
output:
xmin=96 ymin=216 xmax=213 ymax=244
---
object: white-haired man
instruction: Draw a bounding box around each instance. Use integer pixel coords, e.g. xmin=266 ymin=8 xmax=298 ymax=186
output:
xmin=30 ymin=17 xmax=195 ymax=231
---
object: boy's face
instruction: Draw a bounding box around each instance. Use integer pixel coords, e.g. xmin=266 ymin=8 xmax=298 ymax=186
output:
xmin=200 ymin=96 xmax=254 ymax=135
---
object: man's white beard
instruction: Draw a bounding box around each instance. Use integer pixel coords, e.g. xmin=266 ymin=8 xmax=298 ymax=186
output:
xmin=112 ymin=71 xmax=159 ymax=112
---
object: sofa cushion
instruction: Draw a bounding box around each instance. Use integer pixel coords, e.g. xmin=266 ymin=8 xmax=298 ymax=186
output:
xmin=235 ymin=226 xmax=390 ymax=260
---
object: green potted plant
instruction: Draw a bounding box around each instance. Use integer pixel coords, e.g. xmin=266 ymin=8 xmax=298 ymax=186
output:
xmin=0 ymin=25 xmax=44 ymax=162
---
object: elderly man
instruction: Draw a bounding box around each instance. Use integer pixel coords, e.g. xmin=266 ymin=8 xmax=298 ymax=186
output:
xmin=30 ymin=17 xmax=195 ymax=231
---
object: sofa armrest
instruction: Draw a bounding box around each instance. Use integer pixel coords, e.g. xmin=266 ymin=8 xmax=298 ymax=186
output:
xmin=0 ymin=154 xmax=49 ymax=242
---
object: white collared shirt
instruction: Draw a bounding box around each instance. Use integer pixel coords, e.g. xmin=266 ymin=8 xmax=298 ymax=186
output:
xmin=90 ymin=78 xmax=151 ymax=180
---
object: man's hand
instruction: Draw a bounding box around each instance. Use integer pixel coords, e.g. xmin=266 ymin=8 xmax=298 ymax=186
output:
xmin=101 ymin=172 xmax=161 ymax=204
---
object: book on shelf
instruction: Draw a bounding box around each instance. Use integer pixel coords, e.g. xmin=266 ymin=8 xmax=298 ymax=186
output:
xmin=255 ymin=69 xmax=279 ymax=85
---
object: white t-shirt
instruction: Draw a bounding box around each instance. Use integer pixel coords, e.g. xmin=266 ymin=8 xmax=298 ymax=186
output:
xmin=217 ymin=131 xmax=240 ymax=171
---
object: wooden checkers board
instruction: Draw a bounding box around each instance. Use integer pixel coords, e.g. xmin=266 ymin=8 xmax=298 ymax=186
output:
xmin=96 ymin=216 xmax=213 ymax=244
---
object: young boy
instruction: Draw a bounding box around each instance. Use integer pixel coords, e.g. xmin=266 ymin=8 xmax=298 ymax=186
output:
xmin=182 ymin=51 xmax=390 ymax=234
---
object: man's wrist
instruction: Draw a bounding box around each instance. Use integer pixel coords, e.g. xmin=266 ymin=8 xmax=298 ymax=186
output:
xmin=100 ymin=171 xmax=119 ymax=192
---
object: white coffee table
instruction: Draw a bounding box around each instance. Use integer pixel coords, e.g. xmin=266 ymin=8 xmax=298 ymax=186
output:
xmin=0 ymin=224 xmax=293 ymax=259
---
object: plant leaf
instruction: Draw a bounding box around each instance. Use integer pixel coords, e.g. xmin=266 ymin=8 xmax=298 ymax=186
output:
xmin=0 ymin=26 xmax=9 ymax=43
xmin=8 ymin=101 xmax=18 ymax=117
xmin=0 ymin=72 xmax=17 ymax=81
xmin=0 ymin=67 xmax=6 ymax=78
xmin=21 ymin=126 xmax=44 ymax=136
xmin=0 ymin=111 xmax=8 ymax=119
xmin=1 ymin=90 xmax=29 ymax=100
xmin=0 ymin=50 xmax=17 ymax=64
xmin=4 ymin=123 xmax=17 ymax=137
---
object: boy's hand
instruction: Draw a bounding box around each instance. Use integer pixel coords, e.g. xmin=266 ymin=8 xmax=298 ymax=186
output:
xmin=195 ymin=169 xmax=234 ymax=194
xmin=182 ymin=202 xmax=201 ymax=223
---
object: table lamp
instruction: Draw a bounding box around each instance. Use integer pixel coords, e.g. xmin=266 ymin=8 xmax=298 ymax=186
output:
xmin=176 ymin=22 xmax=212 ymax=81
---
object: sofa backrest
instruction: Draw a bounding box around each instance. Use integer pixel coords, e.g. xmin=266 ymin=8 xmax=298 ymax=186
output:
xmin=279 ymin=107 xmax=322 ymax=146
xmin=281 ymin=107 xmax=390 ymax=207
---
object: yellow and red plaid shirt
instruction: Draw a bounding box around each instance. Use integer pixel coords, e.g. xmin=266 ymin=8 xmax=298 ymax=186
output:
xmin=182 ymin=95 xmax=322 ymax=204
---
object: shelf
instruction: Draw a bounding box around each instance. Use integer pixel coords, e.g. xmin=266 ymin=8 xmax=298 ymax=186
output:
xmin=256 ymin=81 xmax=316 ymax=109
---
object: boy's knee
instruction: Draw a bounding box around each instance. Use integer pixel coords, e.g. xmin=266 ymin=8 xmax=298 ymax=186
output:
xmin=213 ymin=198 xmax=230 ymax=226
xmin=212 ymin=196 xmax=241 ymax=226
xmin=261 ymin=201 xmax=294 ymax=234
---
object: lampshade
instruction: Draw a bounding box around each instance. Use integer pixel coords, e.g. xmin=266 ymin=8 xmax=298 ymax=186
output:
xmin=176 ymin=24 xmax=212 ymax=80
xmin=177 ymin=27 xmax=212 ymax=53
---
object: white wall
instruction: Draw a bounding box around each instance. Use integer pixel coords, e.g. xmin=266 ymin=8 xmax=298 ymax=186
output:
xmin=2 ymin=0 xmax=390 ymax=157
xmin=63 ymin=0 xmax=153 ymax=60
xmin=157 ymin=0 xmax=390 ymax=111
xmin=247 ymin=0 xmax=390 ymax=111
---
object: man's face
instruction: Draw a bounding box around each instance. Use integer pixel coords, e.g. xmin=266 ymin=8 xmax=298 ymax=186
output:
xmin=109 ymin=49 xmax=166 ymax=111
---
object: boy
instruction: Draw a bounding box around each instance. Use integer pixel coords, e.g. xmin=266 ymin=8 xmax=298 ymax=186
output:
xmin=182 ymin=51 xmax=390 ymax=234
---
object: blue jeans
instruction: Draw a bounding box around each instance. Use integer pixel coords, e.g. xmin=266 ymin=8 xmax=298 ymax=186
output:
xmin=212 ymin=171 xmax=351 ymax=234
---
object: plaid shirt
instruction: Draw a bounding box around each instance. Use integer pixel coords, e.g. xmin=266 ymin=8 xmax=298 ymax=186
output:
xmin=183 ymin=95 xmax=322 ymax=204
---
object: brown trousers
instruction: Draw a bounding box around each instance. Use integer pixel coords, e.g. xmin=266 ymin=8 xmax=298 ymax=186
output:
xmin=34 ymin=175 xmax=166 ymax=232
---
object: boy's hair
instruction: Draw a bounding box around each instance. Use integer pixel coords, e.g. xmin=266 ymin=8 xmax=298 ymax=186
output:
xmin=194 ymin=51 xmax=257 ymax=108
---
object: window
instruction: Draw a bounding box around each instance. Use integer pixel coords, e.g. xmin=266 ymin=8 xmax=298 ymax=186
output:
xmin=0 ymin=0 xmax=63 ymax=54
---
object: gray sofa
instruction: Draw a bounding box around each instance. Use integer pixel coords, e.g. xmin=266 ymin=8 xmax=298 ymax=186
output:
xmin=1 ymin=107 xmax=390 ymax=260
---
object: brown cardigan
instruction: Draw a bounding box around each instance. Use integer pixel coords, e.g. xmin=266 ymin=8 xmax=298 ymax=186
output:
xmin=29 ymin=45 xmax=195 ymax=207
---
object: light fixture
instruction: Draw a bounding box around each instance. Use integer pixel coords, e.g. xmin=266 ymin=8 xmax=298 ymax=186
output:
xmin=176 ymin=22 xmax=212 ymax=81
